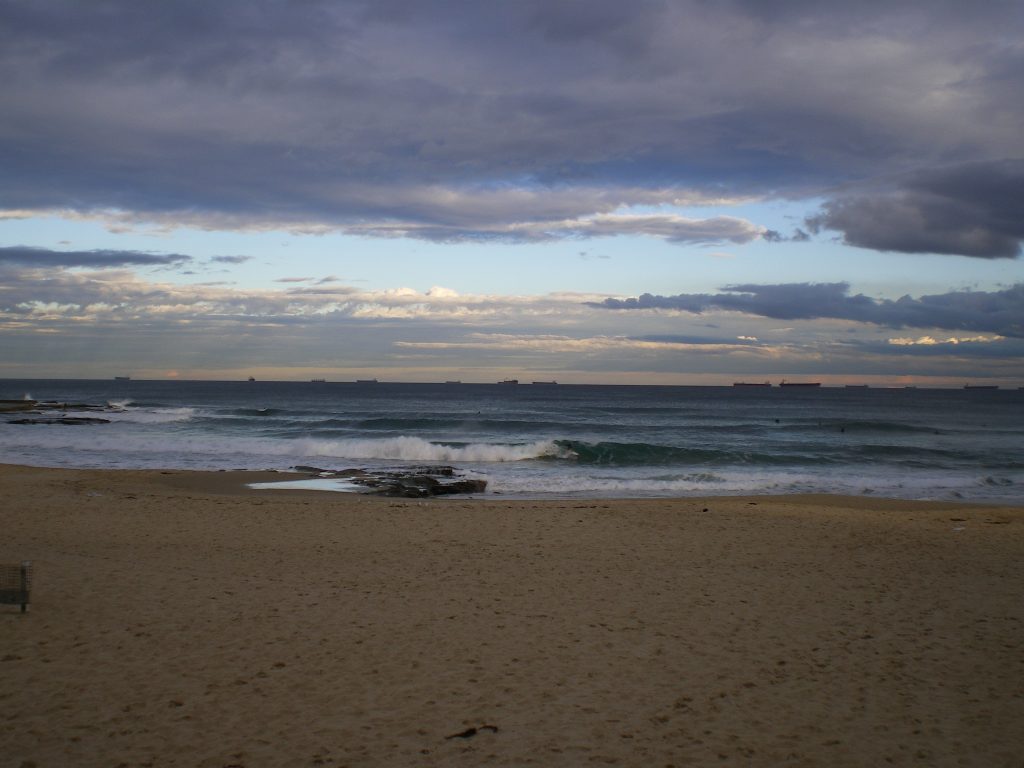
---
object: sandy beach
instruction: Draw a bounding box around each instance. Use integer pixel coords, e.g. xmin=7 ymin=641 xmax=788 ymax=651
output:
xmin=2 ymin=463 xmax=1022 ymax=767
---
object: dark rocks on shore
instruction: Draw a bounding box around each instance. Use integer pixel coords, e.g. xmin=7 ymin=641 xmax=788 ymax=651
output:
xmin=29 ymin=401 xmax=116 ymax=412
xmin=290 ymin=464 xmax=487 ymax=497
xmin=0 ymin=400 xmax=37 ymax=413
xmin=8 ymin=416 xmax=112 ymax=425
xmin=4 ymin=400 xmax=124 ymax=422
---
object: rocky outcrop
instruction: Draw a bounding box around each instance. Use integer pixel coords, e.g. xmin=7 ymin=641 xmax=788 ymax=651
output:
xmin=8 ymin=417 xmax=112 ymax=425
xmin=291 ymin=464 xmax=487 ymax=497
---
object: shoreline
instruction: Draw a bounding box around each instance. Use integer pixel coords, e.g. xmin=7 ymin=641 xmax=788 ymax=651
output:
xmin=2 ymin=462 xmax=1022 ymax=506
xmin=2 ymin=463 xmax=1022 ymax=766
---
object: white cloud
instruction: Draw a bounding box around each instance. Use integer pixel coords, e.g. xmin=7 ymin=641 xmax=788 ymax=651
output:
xmin=394 ymin=332 xmax=766 ymax=354
xmin=888 ymin=334 xmax=1004 ymax=346
xmin=425 ymin=286 xmax=459 ymax=298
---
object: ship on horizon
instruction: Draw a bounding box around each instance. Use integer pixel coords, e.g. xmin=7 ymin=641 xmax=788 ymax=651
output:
xmin=733 ymin=381 xmax=771 ymax=387
xmin=114 ymin=376 xmax=130 ymax=381
xmin=779 ymin=380 xmax=821 ymax=387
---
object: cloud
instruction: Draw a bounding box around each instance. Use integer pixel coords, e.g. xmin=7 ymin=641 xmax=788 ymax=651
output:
xmin=0 ymin=1 xmax=1021 ymax=243
xmin=210 ymin=255 xmax=252 ymax=264
xmin=808 ymin=160 xmax=1024 ymax=258
xmin=1 ymin=258 xmax=1020 ymax=380
xmin=0 ymin=245 xmax=190 ymax=268
xmin=340 ymin=209 xmax=766 ymax=244
xmin=762 ymin=228 xmax=810 ymax=243
xmin=591 ymin=282 xmax=1024 ymax=338
xmin=887 ymin=335 xmax=1003 ymax=346
xmin=0 ymin=263 xmax=592 ymax=326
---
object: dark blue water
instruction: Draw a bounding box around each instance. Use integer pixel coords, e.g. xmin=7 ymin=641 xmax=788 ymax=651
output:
xmin=2 ymin=379 xmax=1022 ymax=501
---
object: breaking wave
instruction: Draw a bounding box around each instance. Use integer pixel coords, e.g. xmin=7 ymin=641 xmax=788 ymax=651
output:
xmin=291 ymin=436 xmax=568 ymax=463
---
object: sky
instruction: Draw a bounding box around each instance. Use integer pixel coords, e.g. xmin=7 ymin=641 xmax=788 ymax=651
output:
xmin=1 ymin=0 xmax=1022 ymax=385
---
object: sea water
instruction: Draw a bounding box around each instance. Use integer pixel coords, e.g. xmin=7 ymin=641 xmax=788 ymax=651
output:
xmin=1 ymin=379 xmax=1022 ymax=502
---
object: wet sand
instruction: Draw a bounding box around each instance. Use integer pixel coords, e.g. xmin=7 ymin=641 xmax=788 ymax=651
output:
xmin=2 ymin=463 xmax=1022 ymax=767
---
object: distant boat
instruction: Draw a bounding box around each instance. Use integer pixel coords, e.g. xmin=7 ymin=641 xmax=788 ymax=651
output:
xmin=445 ymin=380 xmax=462 ymax=384
xmin=114 ymin=376 xmax=130 ymax=381
xmin=532 ymin=380 xmax=558 ymax=385
xmin=964 ymin=384 xmax=998 ymax=390
xmin=248 ymin=376 xmax=255 ymax=382
xmin=845 ymin=384 xmax=869 ymax=389
xmin=498 ymin=379 xmax=519 ymax=385
xmin=779 ymin=380 xmax=821 ymax=387
xmin=733 ymin=382 xmax=770 ymax=387
xmin=356 ymin=379 xmax=378 ymax=384
xmin=310 ymin=378 xmax=326 ymax=383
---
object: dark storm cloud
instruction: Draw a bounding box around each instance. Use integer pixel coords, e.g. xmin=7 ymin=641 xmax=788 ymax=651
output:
xmin=808 ymin=160 xmax=1024 ymax=258
xmin=592 ymin=283 xmax=1024 ymax=338
xmin=0 ymin=0 xmax=1022 ymax=248
xmin=0 ymin=245 xmax=190 ymax=268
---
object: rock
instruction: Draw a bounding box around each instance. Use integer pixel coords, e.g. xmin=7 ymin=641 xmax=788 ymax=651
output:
xmin=8 ymin=417 xmax=111 ymax=425
xmin=345 ymin=465 xmax=487 ymax=497
xmin=336 ymin=468 xmax=371 ymax=478
xmin=431 ymin=479 xmax=488 ymax=495
xmin=36 ymin=401 xmax=110 ymax=411
xmin=0 ymin=400 xmax=36 ymax=413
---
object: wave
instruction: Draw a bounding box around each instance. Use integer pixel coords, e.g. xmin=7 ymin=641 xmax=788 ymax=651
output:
xmin=103 ymin=406 xmax=198 ymax=424
xmin=279 ymin=435 xmax=935 ymax=468
xmin=350 ymin=416 xmax=583 ymax=431
xmin=551 ymin=439 xmax=820 ymax=467
xmin=289 ymin=437 xmax=834 ymax=466
xmin=797 ymin=419 xmax=947 ymax=435
xmin=292 ymin=435 xmax=569 ymax=463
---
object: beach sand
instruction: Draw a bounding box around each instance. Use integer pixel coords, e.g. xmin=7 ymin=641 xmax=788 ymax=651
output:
xmin=1 ymin=464 xmax=1022 ymax=767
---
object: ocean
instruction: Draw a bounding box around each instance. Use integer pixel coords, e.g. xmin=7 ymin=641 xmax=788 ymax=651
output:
xmin=2 ymin=379 xmax=1022 ymax=503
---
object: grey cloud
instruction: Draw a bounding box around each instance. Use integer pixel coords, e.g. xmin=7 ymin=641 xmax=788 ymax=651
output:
xmin=1 ymin=1 xmax=1022 ymax=242
xmin=593 ymin=283 xmax=1024 ymax=338
xmin=345 ymin=211 xmax=764 ymax=245
xmin=0 ymin=245 xmax=190 ymax=268
xmin=762 ymin=229 xmax=809 ymax=243
xmin=808 ymin=160 xmax=1024 ymax=258
xmin=629 ymin=334 xmax=760 ymax=346
xmin=210 ymin=255 xmax=252 ymax=264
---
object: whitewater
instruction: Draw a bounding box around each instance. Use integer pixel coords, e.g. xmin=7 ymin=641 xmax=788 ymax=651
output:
xmin=1 ymin=379 xmax=1022 ymax=502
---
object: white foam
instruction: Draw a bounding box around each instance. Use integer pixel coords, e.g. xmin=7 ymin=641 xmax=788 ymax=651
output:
xmin=290 ymin=435 xmax=567 ymax=463
xmin=101 ymin=406 xmax=198 ymax=424
xmin=247 ymin=478 xmax=363 ymax=493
